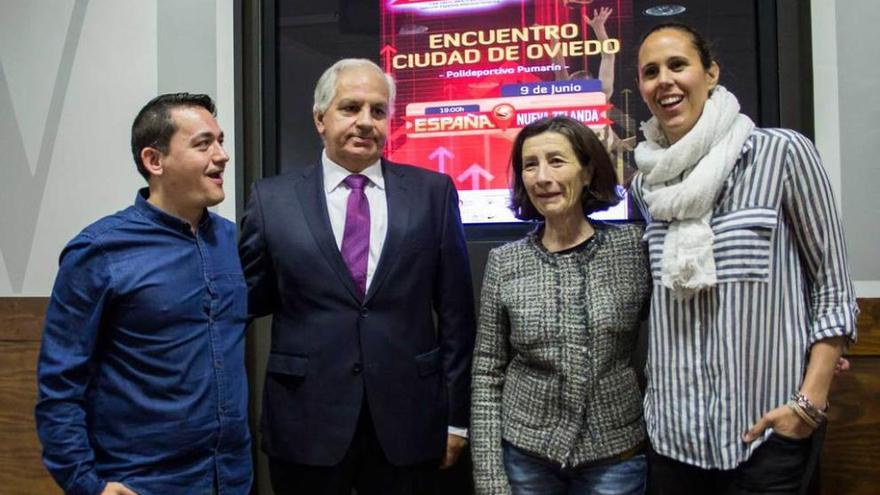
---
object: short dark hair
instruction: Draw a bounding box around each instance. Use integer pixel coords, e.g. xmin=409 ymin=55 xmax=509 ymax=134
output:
xmin=509 ymin=116 xmax=620 ymax=221
xmin=130 ymin=93 xmax=216 ymax=181
xmin=640 ymin=22 xmax=716 ymax=71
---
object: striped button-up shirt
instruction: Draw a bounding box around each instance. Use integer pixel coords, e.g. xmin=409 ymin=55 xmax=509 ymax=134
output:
xmin=631 ymin=128 xmax=858 ymax=469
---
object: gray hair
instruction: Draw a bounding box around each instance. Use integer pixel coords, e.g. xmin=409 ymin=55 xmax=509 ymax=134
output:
xmin=312 ymin=58 xmax=396 ymax=114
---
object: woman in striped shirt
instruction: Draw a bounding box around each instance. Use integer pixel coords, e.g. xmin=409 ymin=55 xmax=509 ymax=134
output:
xmin=631 ymin=22 xmax=858 ymax=494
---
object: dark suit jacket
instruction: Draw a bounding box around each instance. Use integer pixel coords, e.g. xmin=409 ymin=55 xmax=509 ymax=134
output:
xmin=239 ymin=159 xmax=476 ymax=466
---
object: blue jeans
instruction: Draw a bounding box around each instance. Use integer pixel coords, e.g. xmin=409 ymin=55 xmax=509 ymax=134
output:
xmin=503 ymin=441 xmax=647 ymax=495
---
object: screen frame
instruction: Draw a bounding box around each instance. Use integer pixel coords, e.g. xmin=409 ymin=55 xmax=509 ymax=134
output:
xmin=246 ymin=0 xmax=814 ymax=236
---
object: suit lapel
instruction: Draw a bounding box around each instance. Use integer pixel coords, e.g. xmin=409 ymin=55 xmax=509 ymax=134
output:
xmin=294 ymin=164 xmax=362 ymax=301
xmin=366 ymin=160 xmax=409 ymax=303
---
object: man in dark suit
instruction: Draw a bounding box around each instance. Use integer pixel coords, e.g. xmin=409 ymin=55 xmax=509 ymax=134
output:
xmin=239 ymin=58 xmax=476 ymax=494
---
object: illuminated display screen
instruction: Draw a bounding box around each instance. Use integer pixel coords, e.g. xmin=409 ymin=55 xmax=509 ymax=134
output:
xmin=380 ymin=0 xmax=636 ymax=223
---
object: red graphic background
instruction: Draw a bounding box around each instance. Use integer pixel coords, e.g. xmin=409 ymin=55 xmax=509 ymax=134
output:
xmin=381 ymin=0 xmax=632 ymax=191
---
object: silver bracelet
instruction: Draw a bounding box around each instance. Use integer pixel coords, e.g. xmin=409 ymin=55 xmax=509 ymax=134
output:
xmin=791 ymin=392 xmax=827 ymax=426
xmin=786 ymin=400 xmax=819 ymax=429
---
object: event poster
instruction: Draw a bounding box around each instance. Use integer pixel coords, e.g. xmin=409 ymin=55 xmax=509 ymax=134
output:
xmin=380 ymin=0 xmax=637 ymax=223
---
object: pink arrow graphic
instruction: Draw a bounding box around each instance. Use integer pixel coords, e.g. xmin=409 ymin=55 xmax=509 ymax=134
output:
xmin=428 ymin=146 xmax=454 ymax=174
xmin=457 ymin=163 xmax=494 ymax=190
xmin=380 ymin=44 xmax=397 ymax=73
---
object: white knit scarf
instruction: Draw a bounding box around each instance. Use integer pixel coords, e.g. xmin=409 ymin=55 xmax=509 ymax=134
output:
xmin=635 ymin=86 xmax=754 ymax=299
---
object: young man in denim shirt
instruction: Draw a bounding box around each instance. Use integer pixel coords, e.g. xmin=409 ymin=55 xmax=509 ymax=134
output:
xmin=36 ymin=93 xmax=251 ymax=495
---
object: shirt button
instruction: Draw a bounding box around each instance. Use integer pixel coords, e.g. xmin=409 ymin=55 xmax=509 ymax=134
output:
xmin=352 ymin=363 xmax=362 ymax=374
xmin=215 ymin=360 xmax=222 ymax=369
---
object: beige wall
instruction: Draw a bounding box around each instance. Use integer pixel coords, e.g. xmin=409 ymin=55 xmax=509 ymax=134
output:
xmin=811 ymin=0 xmax=880 ymax=297
xmin=0 ymin=0 xmax=237 ymax=296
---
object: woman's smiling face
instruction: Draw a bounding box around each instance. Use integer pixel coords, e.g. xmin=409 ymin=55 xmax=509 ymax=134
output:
xmin=638 ymin=27 xmax=719 ymax=144
xmin=521 ymin=131 xmax=591 ymax=222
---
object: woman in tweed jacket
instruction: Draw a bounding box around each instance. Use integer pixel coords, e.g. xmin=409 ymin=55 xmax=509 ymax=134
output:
xmin=471 ymin=116 xmax=651 ymax=495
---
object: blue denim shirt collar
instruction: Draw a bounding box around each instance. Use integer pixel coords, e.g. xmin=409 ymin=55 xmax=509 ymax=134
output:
xmin=134 ymin=187 xmax=213 ymax=234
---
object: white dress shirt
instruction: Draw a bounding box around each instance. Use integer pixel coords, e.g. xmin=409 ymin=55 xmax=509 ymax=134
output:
xmin=322 ymin=151 xmax=388 ymax=293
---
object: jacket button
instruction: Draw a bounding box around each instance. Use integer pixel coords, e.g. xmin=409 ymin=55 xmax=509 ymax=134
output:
xmin=352 ymin=363 xmax=362 ymax=374
xmin=360 ymin=308 xmax=369 ymax=318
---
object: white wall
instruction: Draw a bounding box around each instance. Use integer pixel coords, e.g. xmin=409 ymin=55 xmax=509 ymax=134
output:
xmin=812 ymin=0 xmax=880 ymax=297
xmin=0 ymin=0 xmax=237 ymax=296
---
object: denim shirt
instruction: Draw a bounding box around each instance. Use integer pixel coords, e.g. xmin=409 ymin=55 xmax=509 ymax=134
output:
xmin=36 ymin=189 xmax=252 ymax=495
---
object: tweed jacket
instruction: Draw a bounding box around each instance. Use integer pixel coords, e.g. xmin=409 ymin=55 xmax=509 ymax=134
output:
xmin=471 ymin=221 xmax=651 ymax=495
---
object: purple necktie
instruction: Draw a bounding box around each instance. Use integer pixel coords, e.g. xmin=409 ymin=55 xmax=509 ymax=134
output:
xmin=341 ymin=174 xmax=370 ymax=298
